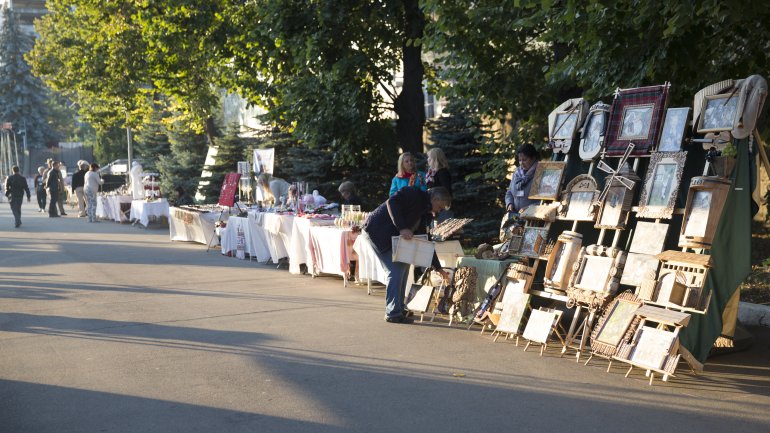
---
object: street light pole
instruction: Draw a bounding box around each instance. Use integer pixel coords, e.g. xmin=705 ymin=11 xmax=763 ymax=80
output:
xmin=126 ymin=113 xmax=133 ymax=183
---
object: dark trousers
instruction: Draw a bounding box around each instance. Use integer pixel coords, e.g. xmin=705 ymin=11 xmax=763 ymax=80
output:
xmin=36 ymin=188 xmax=46 ymax=210
xmin=9 ymin=198 xmax=22 ymax=225
xmin=49 ymin=191 xmax=59 ymax=216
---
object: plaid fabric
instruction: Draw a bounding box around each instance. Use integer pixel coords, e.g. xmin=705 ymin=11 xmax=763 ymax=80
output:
xmin=605 ymin=85 xmax=669 ymax=156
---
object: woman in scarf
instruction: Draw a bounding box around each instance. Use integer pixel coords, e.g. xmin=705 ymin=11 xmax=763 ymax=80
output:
xmin=389 ymin=152 xmax=426 ymax=196
xmin=505 ymin=144 xmax=540 ymax=213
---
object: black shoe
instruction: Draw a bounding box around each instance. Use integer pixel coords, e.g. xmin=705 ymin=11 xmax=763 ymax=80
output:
xmin=15 ymin=223 xmax=21 ymax=228
xmin=61 ymin=213 xmax=67 ymax=216
xmin=385 ymin=315 xmax=414 ymax=324
xmin=49 ymin=215 xmax=60 ymax=218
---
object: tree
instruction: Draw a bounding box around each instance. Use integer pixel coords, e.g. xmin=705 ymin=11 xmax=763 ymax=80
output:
xmin=133 ymin=106 xmax=171 ymax=172
xmin=0 ymin=7 xmax=57 ymax=150
xmin=156 ymin=121 xmax=208 ymax=203
xmin=198 ymin=125 xmax=252 ymax=203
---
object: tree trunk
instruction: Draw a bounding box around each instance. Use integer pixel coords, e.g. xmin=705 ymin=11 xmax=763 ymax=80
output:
xmin=394 ymin=0 xmax=425 ymax=155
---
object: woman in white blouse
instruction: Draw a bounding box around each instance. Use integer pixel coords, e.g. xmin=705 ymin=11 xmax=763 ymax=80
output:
xmin=84 ymin=163 xmax=103 ymax=223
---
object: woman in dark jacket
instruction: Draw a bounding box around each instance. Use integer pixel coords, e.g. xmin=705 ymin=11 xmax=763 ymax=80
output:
xmin=425 ymin=147 xmax=452 ymax=196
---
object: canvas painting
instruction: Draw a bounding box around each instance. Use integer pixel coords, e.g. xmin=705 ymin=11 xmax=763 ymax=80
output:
xmin=553 ymin=112 xmax=578 ymax=139
xmin=495 ymin=293 xmax=531 ymax=335
xmin=701 ymin=94 xmax=739 ymax=132
xmin=538 ymin=170 xmax=561 ymax=197
xmin=594 ymin=299 xmax=640 ymax=348
xmin=620 ymin=253 xmax=659 ymax=287
xmin=630 ymin=326 xmax=676 ymax=370
xmin=522 ymin=309 xmax=559 ymax=344
xmin=683 ymin=190 xmax=712 ymax=238
xmin=619 ymin=104 xmax=654 ymax=140
xmin=658 ymin=107 xmax=690 ymax=152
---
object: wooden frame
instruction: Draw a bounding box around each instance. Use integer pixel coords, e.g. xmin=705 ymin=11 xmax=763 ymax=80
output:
xmin=590 ymin=291 xmax=642 ymax=357
xmin=657 ymin=107 xmax=691 ymax=152
xmin=579 ymin=102 xmax=611 ymax=161
xmin=548 ymin=98 xmax=588 ymax=154
xmin=697 ymin=93 xmax=740 ymax=133
xmin=552 ymin=111 xmax=580 ymax=140
xmin=494 ymin=292 xmax=531 ymax=337
xmin=618 ymin=104 xmax=655 ymax=140
xmin=520 ymin=226 xmax=549 ymax=258
xmin=528 ymin=161 xmax=567 ymax=201
xmin=605 ymin=84 xmax=669 ymax=156
xmin=679 ymin=176 xmax=732 ymax=249
xmin=628 ymin=326 xmax=677 ymax=371
xmin=637 ymin=152 xmax=687 ymax=220
xmin=651 ymin=250 xmax=713 ymax=313
xmin=544 ymin=231 xmax=583 ymax=293
xmin=559 ymin=175 xmax=600 ymax=221
xmin=594 ymin=168 xmax=639 ymax=230
xmin=567 ymin=245 xmax=626 ymax=311
xmin=522 ymin=308 xmax=564 ymax=355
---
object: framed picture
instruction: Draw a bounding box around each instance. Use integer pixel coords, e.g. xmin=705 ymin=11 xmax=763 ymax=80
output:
xmin=593 ymin=297 xmax=641 ymax=348
xmin=567 ymin=245 xmax=626 ymax=308
xmin=522 ymin=308 xmax=561 ymax=344
xmin=594 ymin=166 xmax=639 ymax=230
xmin=528 ymin=161 xmax=567 ymax=201
xmin=629 ymin=326 xmax=676 ymax=371
xmin=678 ymin=176 xmax=732 ymax=249
xmin=657 ymin=107 xmax=690 ymax=152
xmin=579 ymin=102 xmax=611 ymax=161
xmin=637 ymin=152 xmax=687 ymax=220
xmin=552 ymin=112 xmax=579 ymax=140
xmin=520 ymin=226 xmax=549 ymax=258
xmin=574 ymin=255 xmax=614 ymax=291
xmin=619 ymin=252 xmax=659 ymax=287
xmin=605 ymin=84 xmax=669 ymax=156
xmin=629 ymin=222 xmax=669 ymax=255
xmin=618 ymin=104 xmax=654 ymax=140
xmin=698 ymin=93 xmax=739 ymax=133
xmin=559 ymin=175 xmax=599 ymax=222
xmin=495 ymin=292 xmax=531 ymax=335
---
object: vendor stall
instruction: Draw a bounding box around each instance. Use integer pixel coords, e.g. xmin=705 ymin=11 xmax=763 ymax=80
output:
xmin=130 ymin=198 xmax=170 ymax=227
xmin=96 ymin=194 xmax=132 ymax=223
xmin=169 ymin=206 xmax=224 ymax=245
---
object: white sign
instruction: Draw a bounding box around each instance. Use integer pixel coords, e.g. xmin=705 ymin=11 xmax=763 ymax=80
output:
xmin=253 ymin=148 xmax=275 ymax=175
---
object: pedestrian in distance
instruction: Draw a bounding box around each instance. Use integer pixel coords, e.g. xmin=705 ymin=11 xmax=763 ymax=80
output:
xmin=5 ymin=166 xmax=31 ymax=228
xmin=84 ymin=162 xmax=103 ymax=223
xmin=46 ymin=160 xmax=63 ymax=217
xmin=72 ymin=161 xmax=89 ymax=217
xmin=33 ymin=166 xmax=47 ymax=212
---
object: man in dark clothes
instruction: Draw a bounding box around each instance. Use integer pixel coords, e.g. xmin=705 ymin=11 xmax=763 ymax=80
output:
xmin=361 ymin=186 xmax=451 ymax=323
xmin=5 ymin=166 xmax=31 ymax=228
xmin=46 ymin=161 xmax=62 ymax=217
xmin=71 ymin=161 xmax=88 ymax=217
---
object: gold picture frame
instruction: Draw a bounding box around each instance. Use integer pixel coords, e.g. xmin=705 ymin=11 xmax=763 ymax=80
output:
xmin=528 ymin=161 xmax=567 ymax=201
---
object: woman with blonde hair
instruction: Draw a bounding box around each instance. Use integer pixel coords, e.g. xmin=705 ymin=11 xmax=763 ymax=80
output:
xmin=425 ymin=147 xmax=452 ymax=196
xmin=389 ymin=152 xmax=426 ymax=196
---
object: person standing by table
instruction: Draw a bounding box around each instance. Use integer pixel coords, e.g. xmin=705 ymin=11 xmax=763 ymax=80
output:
xmin=361 ymin=186 xmax=451 ymax=323
xmin=33 ymin=166 xmax=47 ymax=212
xmin=5 ymin=166 xmax=31 ymax=228
xmin=389 ymin=152 xmax=426 ymax=196
xmin=505 ymin=143 xmax=540 ymax=213
xmin=71 ymin=161 xmax=89 ymax=217
xmin=84 ymin=162 xmax=103 ymax=223
xmin=338 ymin=181 xmax=363 ymax=206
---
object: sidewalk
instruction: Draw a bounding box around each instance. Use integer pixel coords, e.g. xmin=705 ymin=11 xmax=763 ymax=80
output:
xmin=1 ymin=199 xmax=769 ymax=433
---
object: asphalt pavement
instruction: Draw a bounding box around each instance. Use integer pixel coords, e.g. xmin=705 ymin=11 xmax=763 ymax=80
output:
xmin=1 ymin=199 xmax=769 ymax=433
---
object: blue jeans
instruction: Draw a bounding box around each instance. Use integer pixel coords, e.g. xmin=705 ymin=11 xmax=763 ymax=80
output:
xmin=367 ymin=234 xmax=411 ymax=319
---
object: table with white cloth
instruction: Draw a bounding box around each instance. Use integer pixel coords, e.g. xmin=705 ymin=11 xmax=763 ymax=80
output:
xmin=305 ymin=224 xmax=352 ymax=284
xmin=130 ymin=198 xmax=170 ymax=227
xmin=220 ymin=214 xmax=272 ymax=261
xmin=287 ymin=217 xmax=336 ymax=275
xmin=169 ymin=206 xmax=224 ymax=245
xmin=96 ymin=194 xmax=133 ymax=222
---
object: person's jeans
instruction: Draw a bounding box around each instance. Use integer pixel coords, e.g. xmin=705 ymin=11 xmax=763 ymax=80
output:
xmin=367 ymin=233 xmax=411 ymax=319
xmin=36 ymin=187 xmax=46 ymax=210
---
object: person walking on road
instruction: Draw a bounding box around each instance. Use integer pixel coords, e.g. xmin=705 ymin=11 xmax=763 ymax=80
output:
xmin=84 ymin=162 xmax=103 ymax=223
xmin=33 ymin=166 xmax=47 ymax=212
xmin=46 ymin=160 xmax=63 ymax=217
xmin=5 ymin=166 xmax=31 ymax=228
xmin=71 ymin=161 xmax=89 ymax=217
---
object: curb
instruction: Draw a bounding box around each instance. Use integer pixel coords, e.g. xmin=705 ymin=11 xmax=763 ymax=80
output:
xmin=739 ymin=301 xmax=770 ymax=327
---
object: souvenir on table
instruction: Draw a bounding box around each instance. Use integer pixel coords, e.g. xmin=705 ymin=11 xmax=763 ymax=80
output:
xmin=566 ymin=245 xmax=626 ymax=311
xmin=528 ymin=161 xmax=567 ymax=201
xmin=657 ymin=108 xmax=691 ymax=152
xmin=679 ymin=176 xmax=732 ymax=249
xmin=548 ymin=98 xmax=589 ymax=154
xmin=594 ymin=163 xmax=639 ymax=230
xmin=543 ymin=231 xmax=583 ymax=294
xmin=590 ymin=291 xmax=642 ymax=357
xmin=651 ymin=251 xmax=713 ymax=312
xmin=558 ymin=175 xmax=600 ymax=222
xmin=605 ymin=84 xmax=670 ymax=156
xmin=579 ymin=102 xmax=611 ymax=161
xmin=637 ymin=151 xmax=687 ymax=220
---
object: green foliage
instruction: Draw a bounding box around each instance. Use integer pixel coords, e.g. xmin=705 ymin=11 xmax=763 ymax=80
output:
xmin=93 ymin=127 xmax=128 ymax=166
xmin=156 ymin=121 xmax=208 ymax=202
xmin=133 ymin=107 xmax=171 ymax=172
xmin=199 ymin=125 xmax=255 ymax=203
xmin=0 ymin=8 xmax=58 ymax=148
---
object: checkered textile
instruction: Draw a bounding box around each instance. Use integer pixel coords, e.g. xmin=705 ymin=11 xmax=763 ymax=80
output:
xmin=605 ymin=85 xmax=669 ymax=156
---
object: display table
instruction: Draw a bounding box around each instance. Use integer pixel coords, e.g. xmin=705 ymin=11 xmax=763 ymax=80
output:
xmin=307 ymin=226 xmax=352 ymax=282
xmin=455 ymin=257 xmax=518 ymax=304
xmin=96 ymin=194 xmax=132 ymax=223
xmin=169 ymin=206 xmax=223 ymax=245
xmin=259 ymin=212 xmax=295 ymax=263
xmin=288 ymin=217 xmax=337 ymax=275
xmin=220 ymin=214 xmax=272 ymax=261
xmin=130 ymin=198 xmax=170 ymax=227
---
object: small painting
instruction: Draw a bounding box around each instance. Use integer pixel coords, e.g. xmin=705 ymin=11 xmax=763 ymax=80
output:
xmin=529 ymin=162 xmax=567 ymax=201
xmin=638 ymin=152 xmax=687 ymax=220
xmin=522 ymin=309 xmax=560 ymax=344
xmin=495 ymin=293 xmax=531 ymax=335
xmin=594 ymin=299 xmax=640 ymax=348
xmin=520 ymin=227 xmax=548 ymax=257
xmin=700 ymin=93 xmax=739 ymax=132
xmin=576 ymin=255 xmax=614 ymax=292
xmin=629 ymin=222 xmax=669 ymax=255
xmin=597 ymin=187 xmax=624 ymax=227
xmin=553 ymin=112 xmax=579 ymax=139
xmin=658 ymin=107 xmax=690 ymax=152
xmin=619 ymin=104 xmax=654 ymax=140
xmin=582 ymin=112 xmax=605 ymax=155
xmin=630 ymin=326 xmax=676 ymax=370
xmin=620 ymin=253 xmax=659 ymax=287
xmin=683 ymin=190 xmax=712 ymax=238
xmin=565 ymin=191 xmax=595 ymax=221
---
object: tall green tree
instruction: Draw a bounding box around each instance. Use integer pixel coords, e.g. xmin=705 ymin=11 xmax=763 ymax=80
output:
xmin=199 ymin=125 xmax=253 ymax=202
xmin=156 ymin=121 xmax=208 ymax=202
xmin=133 ymin=106 xmax=171 ymax=172
xmin=0 ymin=7 xmax=57 ymax=149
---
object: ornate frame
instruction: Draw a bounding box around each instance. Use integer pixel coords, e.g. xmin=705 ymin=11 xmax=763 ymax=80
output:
xmin=590 ymin=291 xmax=642 ymax=357
xmin=559 ymin=175 xmax=600 ymax=222
xmin=594 ymin=169 xmax=639 ymax=230
xmin=543 ymin=231 xmax=583 ymax=293
xmin=528 ymin=161 xmax=567 ymax=201
xmin=637 ymin=151 xmax=688 ymax=220
xmin=605 ymin=84 xmax=669 ymax=156
xmin=566 ymin=245 xmax=626 ymax=311
xmin=579 ymin=102 xmax=611 ymax=161
xmin=548 ymin=98 xmax=589 ymax=154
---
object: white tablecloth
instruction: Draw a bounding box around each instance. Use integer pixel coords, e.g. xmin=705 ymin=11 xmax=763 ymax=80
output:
xmin=220 ymin=215 xmax=272 ymax=261
xmin=169 ymin=207 xmax=222 ymax=245
xmin=308 ymin=226 xmax=351 ymax=277
xmin=130 ymin=199 xmax=170 ymax=227
xmin=261 ymin=213 xmax=295 ymax=263
xmin=96 ymin=195 xmax=132 ymax=222
xmin=353 ymin=233 xmax=389 ymax=286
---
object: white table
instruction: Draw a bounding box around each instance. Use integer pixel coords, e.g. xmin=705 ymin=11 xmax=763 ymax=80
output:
xmin=169 ymin=206 xmax=223 ymax=245
xmin=96 ymin=194 xmax=132 ymax=222
xmin=220 ymin=215 xmax=272 ymax=262
xmin=307 ymin=226 xmax=352 ymax=283
xmin=130 ymin=199 xmax=170 ymax=227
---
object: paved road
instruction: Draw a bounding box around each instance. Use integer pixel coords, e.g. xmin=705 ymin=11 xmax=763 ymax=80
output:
xmin=1 ymin=200 xmax=769 ymax=433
